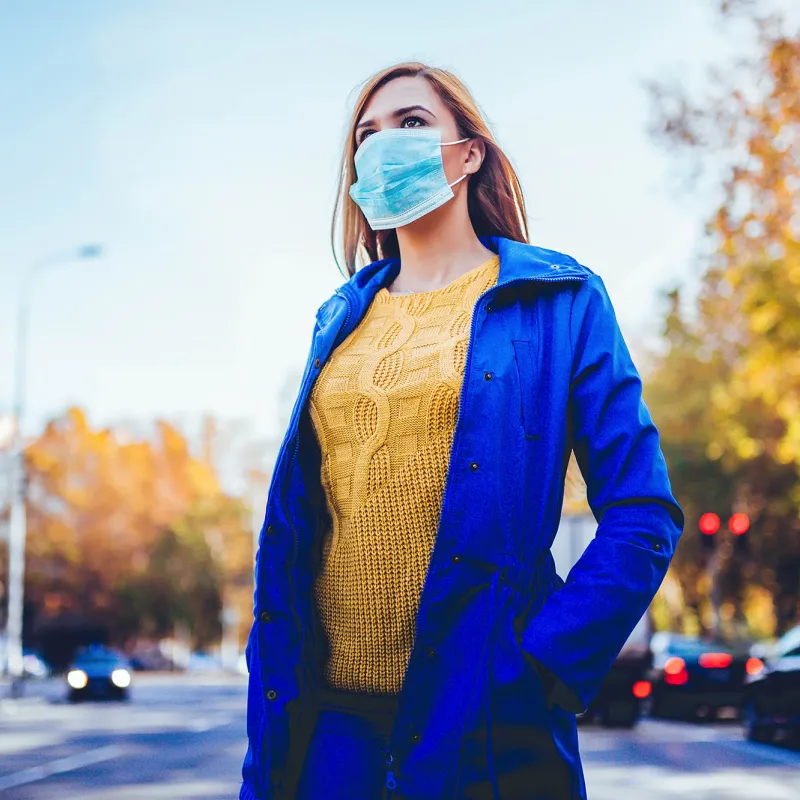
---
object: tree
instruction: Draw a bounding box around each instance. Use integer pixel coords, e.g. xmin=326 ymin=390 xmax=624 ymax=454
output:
xmin=647 ymin=0 xmax=800 ymax=633
xmin=116 ymin=524 xmax=223 ymax=649
xmin=23 ymin=407 xmax=252 ymax=650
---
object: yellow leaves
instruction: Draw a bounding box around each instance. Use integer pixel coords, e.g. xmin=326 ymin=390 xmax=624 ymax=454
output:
xmin=776 ymin=438 xmax=797 ymax=465
xmin=749 ymin=300 xmax=781 ymax=333
xmin=776 ymin=394 xmax=800 ymax=421
xmin=710 ymin=383 xmax=738 ymax=415
xmin=24 ymin=407 xmax=249 ymax=632
xmin=734 ymin=436 xmax=763 ymax=460
xmin=706 ymin=441 xmax=724 ymax=461
xmin=185 ymin=458 xmax=220 ymax=499
xmin=644 ymin=3 xmax=800 ymax=636
xmin=777 ymin=416 xmax=800 ymax=466
xmin=738 ymin=581 xmax=779 ymax=640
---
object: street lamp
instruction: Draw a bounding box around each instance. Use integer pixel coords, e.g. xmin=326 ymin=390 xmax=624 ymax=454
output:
xmin=5 ymin=244 xmax=103 ymax=696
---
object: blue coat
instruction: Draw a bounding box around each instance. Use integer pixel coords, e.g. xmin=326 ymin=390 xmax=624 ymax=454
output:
xmin=240 ymin=236 xmax=684 ymax=800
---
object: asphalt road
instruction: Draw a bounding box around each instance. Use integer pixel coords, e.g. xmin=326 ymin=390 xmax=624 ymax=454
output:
xmin=1 ymin=675 xmax=799 ymax=799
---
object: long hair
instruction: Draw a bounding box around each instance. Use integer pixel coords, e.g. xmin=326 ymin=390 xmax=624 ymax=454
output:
xmin=331 ymin=62 xmax=529 ymax=276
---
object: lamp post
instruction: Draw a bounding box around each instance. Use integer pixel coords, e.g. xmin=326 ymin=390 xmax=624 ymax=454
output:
xmin=5 ymin=244 xmax=103 ymax=696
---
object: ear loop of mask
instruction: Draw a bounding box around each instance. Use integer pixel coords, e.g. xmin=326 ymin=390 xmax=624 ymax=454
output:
xmin=441 ymin=137 xmax=471 ymax=189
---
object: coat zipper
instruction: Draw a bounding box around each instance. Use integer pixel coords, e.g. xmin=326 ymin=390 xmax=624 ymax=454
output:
xmin=384 ymin=750 xmax=397 ymax=791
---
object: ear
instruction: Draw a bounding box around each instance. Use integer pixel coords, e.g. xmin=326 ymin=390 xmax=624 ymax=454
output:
xmin=464 ymin=138 xmax=486 ymax=176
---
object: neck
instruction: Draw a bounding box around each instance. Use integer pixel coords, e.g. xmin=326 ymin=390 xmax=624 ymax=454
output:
xmin=392 ymin=197 xmax=494 ymax=293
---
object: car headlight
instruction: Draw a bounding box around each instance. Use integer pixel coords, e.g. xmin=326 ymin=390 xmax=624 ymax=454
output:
xmin=111 ymin=668 xmax=131 ymax=688
xmin=67 ymin=669 xmax=88 ymax=689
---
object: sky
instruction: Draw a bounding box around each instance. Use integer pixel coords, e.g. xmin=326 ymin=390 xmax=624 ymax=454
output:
xmin=0 ymin=0 xmax=782 ymax=446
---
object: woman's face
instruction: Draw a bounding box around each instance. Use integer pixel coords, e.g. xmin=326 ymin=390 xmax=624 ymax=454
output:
xmin=355 ymin=76 xmax=474 ymax=184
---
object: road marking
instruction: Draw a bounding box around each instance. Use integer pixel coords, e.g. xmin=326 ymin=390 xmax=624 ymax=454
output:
xmin=0 ymin=732 xmax=62 ymax=755
xmin=185 ymin=715 xmax=234 ymax=733
xmin=0 ymin=745 xmax=122 ymax=791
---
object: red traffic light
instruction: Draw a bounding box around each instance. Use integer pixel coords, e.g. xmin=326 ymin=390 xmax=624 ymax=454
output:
xmin=729 ymin=513 xmax=751 ymax=536
xmin=699 ymin=513 xmax=721 ymax=535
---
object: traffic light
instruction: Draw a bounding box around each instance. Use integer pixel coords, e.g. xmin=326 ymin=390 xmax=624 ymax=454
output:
xmin=729 ymin=513 xmax=750 ymax=536
xmin=699 ymin=512 xmax=720 ymax=550
xmin=729 ymin=513 xmax=750 ymax=554
xmin=698 ymin=511 xmax=751 ymax=551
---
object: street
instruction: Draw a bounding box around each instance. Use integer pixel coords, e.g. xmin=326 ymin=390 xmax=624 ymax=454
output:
xmin=1 ymin=676 xmax=799 ymax=799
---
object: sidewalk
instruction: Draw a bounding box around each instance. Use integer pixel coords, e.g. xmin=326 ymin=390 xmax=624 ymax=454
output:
xmin=0 ymin=677 xmax=62 ymax=705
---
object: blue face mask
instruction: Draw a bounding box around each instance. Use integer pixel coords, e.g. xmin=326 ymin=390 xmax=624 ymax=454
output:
xmin=349 ymin=128 xmax=470 ymax=231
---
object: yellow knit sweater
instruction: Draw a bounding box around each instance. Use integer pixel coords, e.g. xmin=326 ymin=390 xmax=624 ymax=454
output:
xmin=309 ymin=255 xmax=500 ymax=694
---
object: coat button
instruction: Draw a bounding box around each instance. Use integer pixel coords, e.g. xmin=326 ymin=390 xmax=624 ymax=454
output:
xmin=452 ymin=554 xmax=461 ymax=564
xmin=654 ymin=543 xmax=662 ymax=552
xmin=314 ymin=358 xmax=321 ymax=368
xmin=469 ymin=461 xmax=479 ymax=471
xmin=266 ymin=689 xmax=278 ymax=701
xmin=425 ymin=646 xmax=436 ymax=658
xmin=266 ymin=525 xmax=276 ymax=537
xmin=411 ymin=732 xmax=421 ymax=743
xmin=259 ymin=611 xmax=272 ymax=623
xmin=484 ymin=371 xmax=493 ymax=381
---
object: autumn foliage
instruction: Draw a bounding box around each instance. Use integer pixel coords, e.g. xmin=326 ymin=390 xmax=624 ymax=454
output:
xmin=18 ymin=408 xmax=253 ymax=650
xmin=646 ymin=0 xmax=800 ymax=635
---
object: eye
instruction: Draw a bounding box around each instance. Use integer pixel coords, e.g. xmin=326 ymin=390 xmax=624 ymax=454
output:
xmin=357 ymin=129 xmax=375 ymax=146
xmin=401 ymin=115 xmax=426 ymax=129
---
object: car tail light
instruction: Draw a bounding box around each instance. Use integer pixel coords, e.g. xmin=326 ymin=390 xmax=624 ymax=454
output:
xmin=664 ymin=656 xmax=689 ymax=685
xmin=632 ymin=680 xmax=652 ymax=699
xmin=698 ymin=652 xmax=733 ymax=669
xmin=746 ymin=657 xmax=764 ymax=676
xmin=664 ymin=656 xmax=685 ymax=675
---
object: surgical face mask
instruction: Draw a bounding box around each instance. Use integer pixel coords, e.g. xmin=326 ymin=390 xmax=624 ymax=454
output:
xmin=349 ymin=128 xmax=470 ymax=231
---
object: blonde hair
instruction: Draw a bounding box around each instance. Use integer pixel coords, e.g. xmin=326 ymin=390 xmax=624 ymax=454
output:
xmin=332 ymin=62 xmax=529 ymax=275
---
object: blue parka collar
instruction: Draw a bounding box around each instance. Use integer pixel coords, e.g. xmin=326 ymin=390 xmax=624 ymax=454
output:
xmin=342 ymin=236 xmax=591 ymax=303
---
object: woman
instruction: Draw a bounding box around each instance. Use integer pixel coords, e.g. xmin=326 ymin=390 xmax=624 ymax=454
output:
xmin=241 ymin=62 xmax=683 ymax=800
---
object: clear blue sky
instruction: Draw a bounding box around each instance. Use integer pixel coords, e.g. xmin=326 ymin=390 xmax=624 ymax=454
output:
xmin=0 ymin=0 xmax=777 ymax=440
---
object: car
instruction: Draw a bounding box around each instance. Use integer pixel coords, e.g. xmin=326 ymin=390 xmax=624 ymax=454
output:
xmin=647 ymin=633 xmax=751 ymax=721
xmin=66 ymin=645 xmax=133 ymax=702
xmin=743 ymin=625 xmax=800 ymax=743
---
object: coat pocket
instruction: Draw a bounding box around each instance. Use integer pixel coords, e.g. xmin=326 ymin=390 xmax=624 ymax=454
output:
xmin=512 ymin=339 xmax=541 ymax=440
xmin=457 ymin=580 xmax=580 ymax=800
xmin=487 ymin=592 xmax=578 ymax=799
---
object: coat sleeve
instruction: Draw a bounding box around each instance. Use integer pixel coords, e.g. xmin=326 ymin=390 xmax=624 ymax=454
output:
xmin=519 ymin=274 xmax=684 ymax=713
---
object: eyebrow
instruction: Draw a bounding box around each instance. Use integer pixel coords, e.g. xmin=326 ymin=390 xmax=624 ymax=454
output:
xmin=356 ymin=104 xmax=436 ymax=130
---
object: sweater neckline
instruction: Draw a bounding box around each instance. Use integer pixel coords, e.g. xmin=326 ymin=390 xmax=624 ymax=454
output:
xmin=378 ymin=255 xmax=499 ymax=299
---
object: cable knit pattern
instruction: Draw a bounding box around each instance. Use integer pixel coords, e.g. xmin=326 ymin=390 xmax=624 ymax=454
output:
xmin=309 ymin=256 xmax=500 ymax=694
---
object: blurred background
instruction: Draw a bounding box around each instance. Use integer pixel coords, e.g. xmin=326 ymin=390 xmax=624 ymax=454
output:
xmin=1 ymin=0 xmax=800 ymax=798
